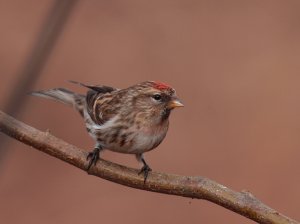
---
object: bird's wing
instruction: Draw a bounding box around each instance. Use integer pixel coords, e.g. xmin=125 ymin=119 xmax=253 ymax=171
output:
xmin=85 ymin=85 xmax=119 ymax=125
xmin=68 ymin=81 xmax=121 ymax=125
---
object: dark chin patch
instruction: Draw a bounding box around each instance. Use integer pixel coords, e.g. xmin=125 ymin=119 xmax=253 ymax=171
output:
xmin=161 ymin=108 xmax=171 ymax=121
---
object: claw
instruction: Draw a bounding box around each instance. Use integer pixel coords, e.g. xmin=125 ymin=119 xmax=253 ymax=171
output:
xmin=86 ymin=147 xmax=101 ymax=170
xmin=138 ymin=164 xmax=152 ymax=183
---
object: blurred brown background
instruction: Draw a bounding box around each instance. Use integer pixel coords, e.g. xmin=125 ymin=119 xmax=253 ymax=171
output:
xmin=1 ymin=0 xmax=300 ymax=223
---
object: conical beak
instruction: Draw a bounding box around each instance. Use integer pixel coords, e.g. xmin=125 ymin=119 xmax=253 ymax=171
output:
xmin=167 ymin=99 xmax=184 ymax=109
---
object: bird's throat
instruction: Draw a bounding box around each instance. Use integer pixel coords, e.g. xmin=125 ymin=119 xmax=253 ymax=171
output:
xmin=161 ymin=108 xmax=171 ymax=121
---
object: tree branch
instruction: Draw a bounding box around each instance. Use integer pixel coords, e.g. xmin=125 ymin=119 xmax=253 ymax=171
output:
xmin=0 ymin=0 xmax=78 ymax=168
xmin=0 ymin=110 xmax=298 ymax=224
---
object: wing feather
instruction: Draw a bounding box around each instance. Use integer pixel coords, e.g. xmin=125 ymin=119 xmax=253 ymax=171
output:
xmin=85 ymin=85 xmax=117 ymax=125
xmin=69 ymin=81 xmax=120 ymax=125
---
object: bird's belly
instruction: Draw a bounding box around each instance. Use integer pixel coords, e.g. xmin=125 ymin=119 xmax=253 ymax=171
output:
xmin=95 ymin=124 xmax=168 ymax=154
xmin=107 ymin=131 xmax=167 ymax=154
xmin=85 ymin=112 xmax=169 ymax=154
xmin=128 ymin=130 xmax=167 ymax=154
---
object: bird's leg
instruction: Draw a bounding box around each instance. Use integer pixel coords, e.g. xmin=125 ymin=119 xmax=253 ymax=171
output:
xmin=86 ymin=145 xmax=103 ymax=170
xmin=136 ymin=154 xmax=152 ymax=183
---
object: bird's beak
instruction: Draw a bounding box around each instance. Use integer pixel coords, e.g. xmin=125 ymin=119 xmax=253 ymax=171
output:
xmin=167 ymin=98 xmax=184 ymax=109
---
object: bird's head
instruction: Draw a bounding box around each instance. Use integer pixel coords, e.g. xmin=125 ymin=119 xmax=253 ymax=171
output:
xmin=128 ymin=81 xmax=183 ymax=123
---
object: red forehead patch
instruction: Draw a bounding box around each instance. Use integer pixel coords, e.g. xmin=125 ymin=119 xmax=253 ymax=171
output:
xmin=153 ymin=81 xmax=172 ymax=90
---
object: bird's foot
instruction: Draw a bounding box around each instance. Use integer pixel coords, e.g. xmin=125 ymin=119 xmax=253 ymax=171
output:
xmin=138 ymin=164 xmax=152 ymax=183
xmin=86 ymin=147 xmax=101 ymax=170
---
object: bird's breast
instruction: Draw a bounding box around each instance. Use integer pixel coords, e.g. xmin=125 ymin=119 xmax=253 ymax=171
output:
xmin=129 ymin=122 xmax=169 ymax=153
xmin=96 ymin=122 xmax=168 ymax=154
xmin=85 ymin=111 xmax=169 ymax=154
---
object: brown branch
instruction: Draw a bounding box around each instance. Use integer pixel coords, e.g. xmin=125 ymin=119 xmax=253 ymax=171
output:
xmin=0 ymin=110 xmax=298 ymax=224
xmin=0 ymin=0 xmax=78 ymax=168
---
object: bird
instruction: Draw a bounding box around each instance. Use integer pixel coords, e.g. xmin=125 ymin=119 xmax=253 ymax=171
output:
xmin=31 ymin=81 xmax=183 ymax=182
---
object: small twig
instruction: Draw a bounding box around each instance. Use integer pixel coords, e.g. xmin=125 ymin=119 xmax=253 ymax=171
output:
xmin=4 ymin=0 xmax=78 ymax=117
xmin=0 ymin=0 xmax=78 ymax=169
xmin=0 ymin=110 xmax=298 ymax=224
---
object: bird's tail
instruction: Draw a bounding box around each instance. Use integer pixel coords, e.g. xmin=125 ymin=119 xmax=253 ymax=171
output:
xmin=30 ymin=88 xmax=85 ymax=117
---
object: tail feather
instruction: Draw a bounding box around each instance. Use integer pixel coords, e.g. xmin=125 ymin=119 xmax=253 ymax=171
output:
xmin=30 ymin=88 xmax=85 ymax=116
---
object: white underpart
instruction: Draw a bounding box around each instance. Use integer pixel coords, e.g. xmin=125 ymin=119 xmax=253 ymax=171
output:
xmin=83 ymin=108 xmax=119 ymax=139
xmin=127 ymin=125 xmax=168 ymax=154
xmin=84 ymin=108 xmax=168 ymax=154
xmin=91 ymin=115 xmax=119 ymax=131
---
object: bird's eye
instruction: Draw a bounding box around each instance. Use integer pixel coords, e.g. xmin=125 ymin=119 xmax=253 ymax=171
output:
xmin=152 ymin=94 xmax=162 ymax=101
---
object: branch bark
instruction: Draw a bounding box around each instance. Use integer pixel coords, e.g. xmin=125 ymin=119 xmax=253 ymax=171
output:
xmin=0 ymin=0 xmax=78 ymax=168
xmin=0 ymin=110 xmax=298 ymax=224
